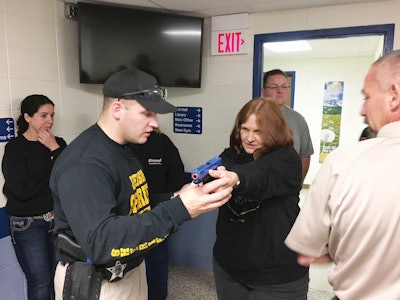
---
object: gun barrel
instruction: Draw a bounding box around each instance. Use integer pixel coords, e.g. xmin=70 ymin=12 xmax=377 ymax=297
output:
xmin=191 ymin=156 xmax=222 ymax=184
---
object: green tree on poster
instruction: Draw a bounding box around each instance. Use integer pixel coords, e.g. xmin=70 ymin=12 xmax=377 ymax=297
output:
xmin=319 ymin=81 xmax=344 ymax=163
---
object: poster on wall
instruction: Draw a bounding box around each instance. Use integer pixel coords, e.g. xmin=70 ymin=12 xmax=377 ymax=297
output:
xmin=319 ymin=81 xmax=344 ymax=163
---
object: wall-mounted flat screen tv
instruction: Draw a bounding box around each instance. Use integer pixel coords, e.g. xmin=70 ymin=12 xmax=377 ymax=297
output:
xmin=78 ymin=2 xmax=204 ymax=88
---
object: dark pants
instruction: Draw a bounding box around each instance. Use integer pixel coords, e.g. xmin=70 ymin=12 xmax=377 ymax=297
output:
xmin=10 ymin=216 xmax=56 ymax=300
xmin=146 ymin=240 xmax=169 ymax=300
xmin=213 ymin=257 xmax=309 ymax=300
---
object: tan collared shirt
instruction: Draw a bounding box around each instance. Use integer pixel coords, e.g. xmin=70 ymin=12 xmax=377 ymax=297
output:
xmin=286 ymin=121 xmax=400 ymax=299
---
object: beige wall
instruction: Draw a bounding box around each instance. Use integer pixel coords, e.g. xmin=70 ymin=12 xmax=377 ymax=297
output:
xmin=0 ymin=0 xmax=400 ymax=208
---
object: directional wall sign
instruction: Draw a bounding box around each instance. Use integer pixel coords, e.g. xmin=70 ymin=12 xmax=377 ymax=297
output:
xmin=0 ymin=118 xmax=15 ymax=142
xmin=173 ymin=107 xmax=202 ymax=135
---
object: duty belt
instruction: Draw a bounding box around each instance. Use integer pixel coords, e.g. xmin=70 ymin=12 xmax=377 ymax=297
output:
xmin=56 ymin=233 xmax=143 ymax=282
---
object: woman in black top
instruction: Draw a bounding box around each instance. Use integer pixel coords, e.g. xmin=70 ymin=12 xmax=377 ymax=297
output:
xmin=213 ymin=98 xmax=309 ymax=299
xmin=2 ymin=95 xmax=67 ymax=300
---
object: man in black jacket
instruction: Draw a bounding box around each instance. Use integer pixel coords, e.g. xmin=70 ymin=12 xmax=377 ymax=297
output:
xmin=130 ymin=129 xmax=187 ymax=300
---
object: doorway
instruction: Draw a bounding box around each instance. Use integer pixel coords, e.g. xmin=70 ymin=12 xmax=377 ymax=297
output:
xmin=253 ymin=24 xmax=394 ymax=98
xmin=252 ymin=24 xmax=394 ymax=184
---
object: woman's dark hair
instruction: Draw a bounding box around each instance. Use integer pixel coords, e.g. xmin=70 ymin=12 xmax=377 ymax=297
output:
xmin=230 ymin=97 xmax=293 ymax=159
xmin=17 ymin=94 xmax=54 ymax=134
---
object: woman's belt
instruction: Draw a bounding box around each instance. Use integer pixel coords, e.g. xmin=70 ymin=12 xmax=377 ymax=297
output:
xmin=32 ymin=210 xmax=54 ymax=221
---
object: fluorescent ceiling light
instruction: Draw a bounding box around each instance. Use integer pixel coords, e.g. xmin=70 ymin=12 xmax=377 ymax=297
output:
xmin=264 ymin=40 xmax=312 ymax=53
xmin=163 ymin=30 xmax=201 ymax=36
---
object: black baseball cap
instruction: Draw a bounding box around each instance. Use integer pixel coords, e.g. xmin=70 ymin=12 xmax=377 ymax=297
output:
xmin=103 ymin=69 xmax=176 ymax=114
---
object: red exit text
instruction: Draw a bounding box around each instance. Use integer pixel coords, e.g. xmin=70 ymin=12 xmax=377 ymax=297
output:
xmin=218 ymin=31 xmax=245 ymax=53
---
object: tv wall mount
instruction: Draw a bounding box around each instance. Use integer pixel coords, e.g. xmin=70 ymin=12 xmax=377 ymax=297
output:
xmin=64 ymin=2 xmax=78 ymax=20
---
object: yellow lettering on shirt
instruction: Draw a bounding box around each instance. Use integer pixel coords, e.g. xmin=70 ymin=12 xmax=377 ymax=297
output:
xmin=109 ymin=168 xmax=162 ymax=258
xmin=129 ymin=170 xmax=151 ymax=215
xmin=110 ymin=235 xmax=169 ymax=258
xmin=130 ymin=170 xmax=146 ymax=189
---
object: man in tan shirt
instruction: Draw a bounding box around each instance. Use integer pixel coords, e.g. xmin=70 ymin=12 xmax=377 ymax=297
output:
xmin=285 ymin=50 xmax=400 ymax=299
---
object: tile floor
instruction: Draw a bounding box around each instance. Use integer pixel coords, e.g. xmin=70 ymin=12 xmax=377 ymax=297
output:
xmin=167 ymin=264 xmax=335 ymax=300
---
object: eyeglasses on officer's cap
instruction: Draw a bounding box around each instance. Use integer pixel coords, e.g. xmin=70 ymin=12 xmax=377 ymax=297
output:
xmin=118 ymin=87 xmax=168 ymax=101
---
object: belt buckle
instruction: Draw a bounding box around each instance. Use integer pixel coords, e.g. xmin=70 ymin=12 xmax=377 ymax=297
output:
xmin=43 ymin=211 xmax=54 ymax=222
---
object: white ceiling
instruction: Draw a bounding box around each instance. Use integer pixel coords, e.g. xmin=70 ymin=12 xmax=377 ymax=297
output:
xmin=90 ymin=0 xmax=389 ymax=17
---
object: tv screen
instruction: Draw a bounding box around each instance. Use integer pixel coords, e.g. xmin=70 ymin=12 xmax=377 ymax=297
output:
xmin=77 ymin=2 xmax=204 ymax=88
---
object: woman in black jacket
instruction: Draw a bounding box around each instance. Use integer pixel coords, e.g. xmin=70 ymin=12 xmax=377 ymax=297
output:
xmin=2 ymin=95 xmax=67 ymax=300
xmin=213 ymin=97 xmax=309 ymax=299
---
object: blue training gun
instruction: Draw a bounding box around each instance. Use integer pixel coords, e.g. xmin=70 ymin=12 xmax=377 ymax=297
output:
xmin=191 ymin=156 xmax=222 ymax=184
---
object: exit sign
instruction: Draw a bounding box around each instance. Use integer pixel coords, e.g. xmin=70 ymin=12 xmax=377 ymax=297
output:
xmin=211 ymin=30 xmax=248 ymax=55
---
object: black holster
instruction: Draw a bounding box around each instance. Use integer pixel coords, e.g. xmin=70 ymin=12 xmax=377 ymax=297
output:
xmin=56 ymin=233 xmax=87 ymax=262
xmin=57 ymin=233 xmax=102 ymax=299
xmin=63 ymin=261 xmax=102 ymax=300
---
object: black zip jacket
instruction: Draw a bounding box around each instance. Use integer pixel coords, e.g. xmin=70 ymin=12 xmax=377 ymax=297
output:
xmin=213 ymin=146 xmax=309 ymax=285
xmin=129 ymin=132 xmax=187 ymax=204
